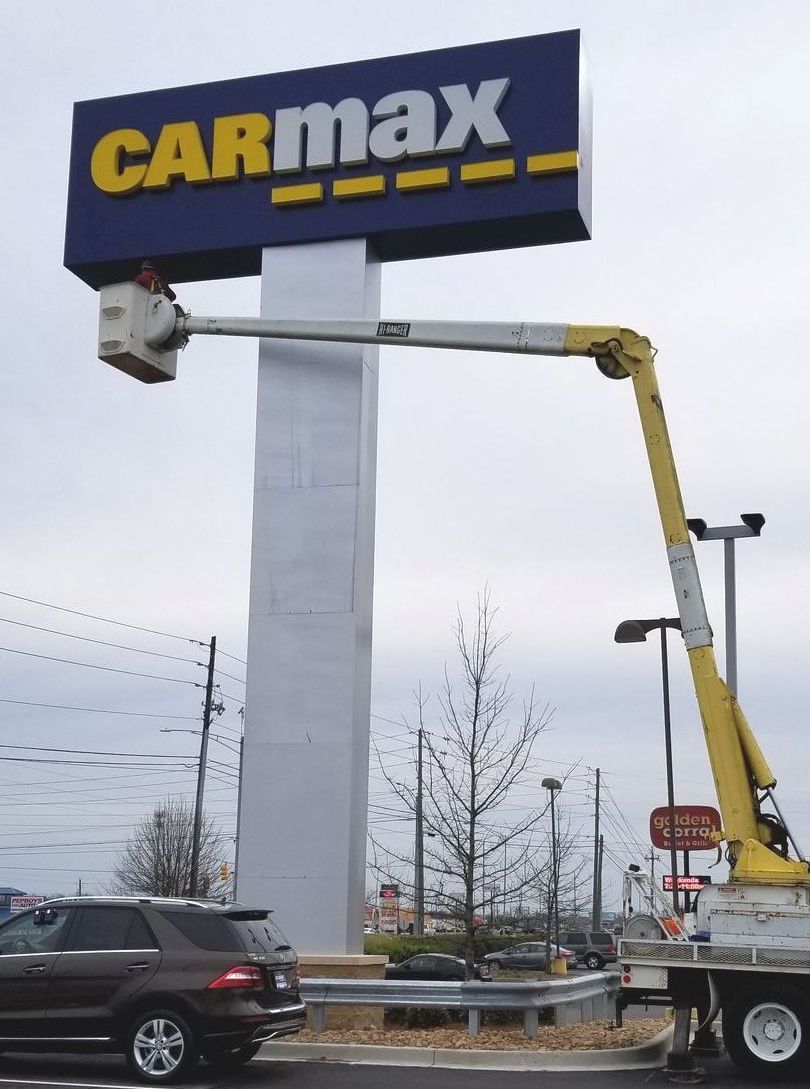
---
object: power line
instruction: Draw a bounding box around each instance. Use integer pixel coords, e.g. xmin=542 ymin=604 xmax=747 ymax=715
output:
xmin=370 ymin=714 xmax=410 ymax=731
xmin=214 ymin=668 xmax=246 ymax=686
xmin=216 ymin=690 xmax=245 ymax=703
xmin=0 ymin=744 xmax=196 ymax=760
xmin=0 ymin=757 xmax=196 ymax=769
xmin=0 ymin=645 xmax=201 ymax=686
xmin=0 ymin=839 xmax=129 ymax=851
xmin=0 ymin=590 xmax=204 ymax=645
xmin=215 ymin=647 xmax=247 ymax=666
xmin=0 ymin=617 xmax=203 ymax=664
xmin=0 ymin=696 xmax=199 ymax=719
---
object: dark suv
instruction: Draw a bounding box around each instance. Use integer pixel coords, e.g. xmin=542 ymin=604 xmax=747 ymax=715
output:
xmin=560 ymin=930 xmax=617 ymax=969
xmin=0 ymin=896 xmax=304 ymax=1083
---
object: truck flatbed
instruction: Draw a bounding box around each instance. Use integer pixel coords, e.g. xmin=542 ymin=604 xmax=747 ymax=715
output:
xmin=620 ymin=937 xmax=810 ymax=975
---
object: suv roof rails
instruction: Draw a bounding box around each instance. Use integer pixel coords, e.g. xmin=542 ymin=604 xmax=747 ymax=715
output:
xmin=39 ymin=895 xmax=245 ymax=909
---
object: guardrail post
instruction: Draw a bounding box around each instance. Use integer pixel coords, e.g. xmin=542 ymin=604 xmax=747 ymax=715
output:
xmin=467 ymin=1008 xmax=481 ymax=1036
xmin=554 ymin=999 xmax=581 ymax=1027
xmin=310 ymin=1004 xmax=327 ymax=1033
xmin=523 ymin=1009 xmax=539 ymax=1038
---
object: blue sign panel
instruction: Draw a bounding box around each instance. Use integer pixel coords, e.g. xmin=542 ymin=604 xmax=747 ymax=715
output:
xmin=64 ymin=31 xmax=590 ymax=288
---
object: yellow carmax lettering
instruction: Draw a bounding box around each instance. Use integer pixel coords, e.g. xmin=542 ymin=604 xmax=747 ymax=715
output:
xmin=395 ymin=166 xmax=450 ymax=192
xmin=143 ymin=122 xmax=212 ymax=190
xmin=526 ymin=150 xmax=579 ymax=176
xmin=212 ymin=113 xmax=273 ymax=181
xmin=90 ymin=129 xmax=152 ymax=195
xmin=271 ymin=182 xmax=324 ymax=206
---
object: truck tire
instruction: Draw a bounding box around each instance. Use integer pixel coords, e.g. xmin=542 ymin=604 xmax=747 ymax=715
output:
xmin=723 ymin=982 xmax=810 ymax=1079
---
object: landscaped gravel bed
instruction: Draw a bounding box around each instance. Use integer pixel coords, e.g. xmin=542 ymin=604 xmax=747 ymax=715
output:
xmin=288 ymin=1017 xmax=669 ymax=1051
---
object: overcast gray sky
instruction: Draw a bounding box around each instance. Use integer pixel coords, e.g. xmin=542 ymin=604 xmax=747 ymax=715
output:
xmin=1 ymin=1 xmax=809 ymax=911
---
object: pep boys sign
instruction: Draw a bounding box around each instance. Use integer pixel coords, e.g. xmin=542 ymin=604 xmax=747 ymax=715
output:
xmin=649 ymin=805 xmax=721 ymax=852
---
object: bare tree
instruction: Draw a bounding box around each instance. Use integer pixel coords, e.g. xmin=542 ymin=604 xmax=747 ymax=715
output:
xmin=112 ymin=798 xmax=227 ymax=898
xmin=370 ymin=588 xmax=555 ymax=976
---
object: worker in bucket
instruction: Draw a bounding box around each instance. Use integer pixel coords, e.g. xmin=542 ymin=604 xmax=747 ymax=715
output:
xmin=135 ymin=260 xmax=176 ymax=302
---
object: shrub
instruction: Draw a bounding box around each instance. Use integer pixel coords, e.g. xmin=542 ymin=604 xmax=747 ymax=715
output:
xmin=404 ymin=1006 xmax=451 ymax=1029
xmin=365 ymin=931 xmax=547 ymax=964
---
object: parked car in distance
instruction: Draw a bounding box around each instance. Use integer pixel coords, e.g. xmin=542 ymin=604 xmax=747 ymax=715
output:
xmin=561 ymin=927 xmax=618 ymax=971
xmin=560 ymin=930 xmax=617 ymax=970
xmin=482 ymin=942 xmax=577 ymax=971
xmin=385 ymin=953 xmax=490 ymax=981
xmin=0 ymin=896 xmax=305 ymax=1083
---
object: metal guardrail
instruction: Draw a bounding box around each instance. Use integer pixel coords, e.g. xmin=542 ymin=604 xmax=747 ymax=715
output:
xmin=300 ymin=972 xmax=619 ymax=1037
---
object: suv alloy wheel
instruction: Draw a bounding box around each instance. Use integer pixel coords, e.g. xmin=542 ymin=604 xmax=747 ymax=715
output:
xmin=127 ymin=1009 xmax=196 ymax=1084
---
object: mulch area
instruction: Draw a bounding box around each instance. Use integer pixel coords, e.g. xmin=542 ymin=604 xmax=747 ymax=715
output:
xmin=289 ymin=1018 xmax=670 ymax=1052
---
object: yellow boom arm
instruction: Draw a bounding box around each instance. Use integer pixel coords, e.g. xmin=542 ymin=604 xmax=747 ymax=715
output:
xmin=122 ymin=291 xmax=807 ymax=885
xmin=566 ymin=326 xmax=808 ymax=884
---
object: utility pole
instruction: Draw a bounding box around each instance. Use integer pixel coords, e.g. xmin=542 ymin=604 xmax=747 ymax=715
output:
xmin=414 ymin=727 xmax=424 ymax=937
xmin=595 ymin=834 xmax=604 ymax=927
xmin=189 ymin=635 xmax=215 ymax=898
xmin=591 ymin=768 xmax=601 ymax=930
xmin=233 ymin=706 xmax=245 ymax=900
xmin=645 ymin=847 xmax=660 ymax=885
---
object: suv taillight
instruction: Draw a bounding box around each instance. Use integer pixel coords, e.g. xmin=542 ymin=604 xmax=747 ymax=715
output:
xmin=207 ymin=965 xmax=263 ymax=989
xmin=291 ymin=964 xmax=300 ymax=988
xmin=607 ymin=945 xmax=615 ymax=953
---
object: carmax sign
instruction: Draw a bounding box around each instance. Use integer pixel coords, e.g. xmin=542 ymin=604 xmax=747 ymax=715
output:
xmin=64 ymin=30 xmax=591 ymax=287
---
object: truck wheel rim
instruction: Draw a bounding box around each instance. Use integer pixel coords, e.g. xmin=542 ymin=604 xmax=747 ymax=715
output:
xmin=133 ymin=1017 xmax=185 ymax=1076
xmin=742 ymin=1002 xmax=801 ymax=1062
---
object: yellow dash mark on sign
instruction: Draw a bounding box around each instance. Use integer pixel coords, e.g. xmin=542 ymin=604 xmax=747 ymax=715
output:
xmin=395 ymin=167 xmax=450 ymax=192
xmin=333 ymin=175 xmax=386 ymax=199
xmin=460 ymin=159 xmax=516 ymax=184
xmin=526 ymin=151 xmax=580 ymax=176
xmin=271 ymin=182 xmax=324 ymax=206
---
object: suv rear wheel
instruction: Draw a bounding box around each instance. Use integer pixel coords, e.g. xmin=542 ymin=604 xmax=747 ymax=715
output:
xmin=585 ymin=952 xmax=604 ymax=970
xmin=127 ymin=1009 xmax=197 ymax=1084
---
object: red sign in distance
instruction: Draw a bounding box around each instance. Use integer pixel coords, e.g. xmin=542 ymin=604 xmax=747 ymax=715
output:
xmin=663 ymin=875 xmax=711 ymax=892
xmin=649 ymin=805 xmax=721 ymax=851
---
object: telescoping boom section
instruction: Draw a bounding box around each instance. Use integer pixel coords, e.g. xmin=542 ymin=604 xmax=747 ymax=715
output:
xmin=100 ymin=286 xmax=809 ymax=886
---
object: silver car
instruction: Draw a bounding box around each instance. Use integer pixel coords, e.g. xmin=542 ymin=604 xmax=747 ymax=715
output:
xmin=482 ymin=941 xmax=577 ymax=970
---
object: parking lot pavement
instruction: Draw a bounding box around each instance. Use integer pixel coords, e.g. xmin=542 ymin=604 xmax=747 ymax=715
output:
xmin=0 ymin=1052 xmax=798 ymax=1089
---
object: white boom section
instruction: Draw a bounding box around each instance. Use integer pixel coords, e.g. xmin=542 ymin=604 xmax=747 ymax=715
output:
xmin=179 ymin=315 xmax=570 ymax=357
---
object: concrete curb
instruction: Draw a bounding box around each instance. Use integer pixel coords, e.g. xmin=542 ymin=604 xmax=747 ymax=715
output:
xmin=257 ymin=1024 xmax=674 ymax=1072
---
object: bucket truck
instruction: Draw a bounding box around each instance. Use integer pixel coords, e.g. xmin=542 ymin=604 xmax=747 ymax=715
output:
xmin=97 ymin=281 xmax=810 ymax=1078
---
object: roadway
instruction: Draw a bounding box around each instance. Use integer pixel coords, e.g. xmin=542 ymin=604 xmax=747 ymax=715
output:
xmin=0 ymin=1052 xmax=791 ymax=1089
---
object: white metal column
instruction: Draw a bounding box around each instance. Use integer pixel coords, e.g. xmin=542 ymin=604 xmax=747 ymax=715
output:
xmin=237 ymin=238 xmax=380 ymax=954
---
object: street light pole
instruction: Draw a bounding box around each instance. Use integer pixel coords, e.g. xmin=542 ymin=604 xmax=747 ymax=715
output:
xmin=615 ymin=618 xmax=682 ymax=913
xmin=686 ymin=514 xmax=765 ymax=696
xmin=542 ymin=777 xmax=562 ymax=964
xmin=659 ymin=623 xmax=679 ymax=914
xmin=414 ymin=727 xmax=425 ymax=937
